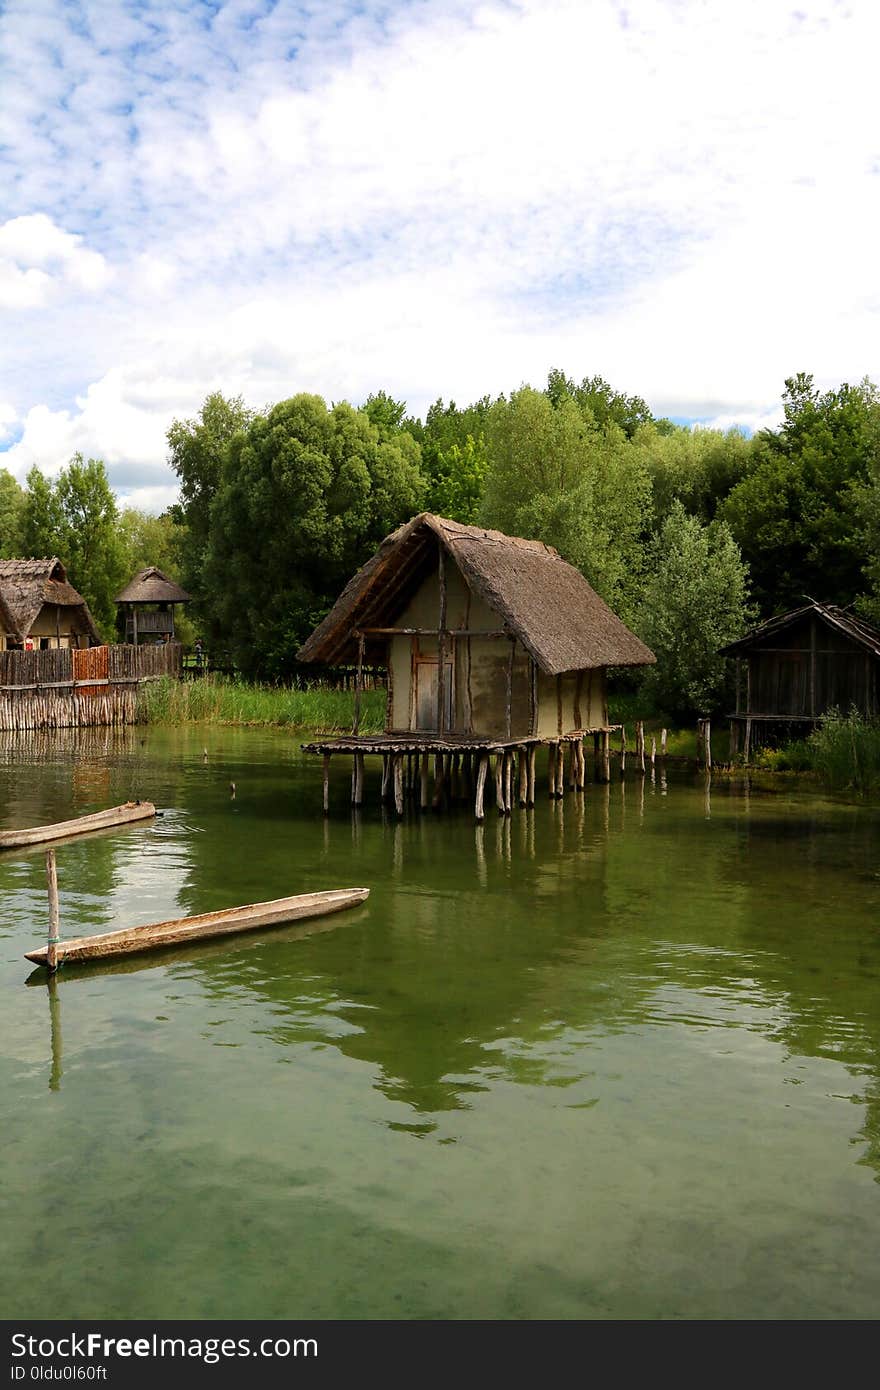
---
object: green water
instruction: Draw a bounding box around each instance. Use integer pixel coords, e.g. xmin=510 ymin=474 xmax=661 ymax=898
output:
xmin=2 ymin=726 xmax=879 ymax=1320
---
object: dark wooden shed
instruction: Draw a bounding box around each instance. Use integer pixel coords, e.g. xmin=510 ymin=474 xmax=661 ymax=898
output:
xmin=720 ymin=601 xmax=880 ymax=756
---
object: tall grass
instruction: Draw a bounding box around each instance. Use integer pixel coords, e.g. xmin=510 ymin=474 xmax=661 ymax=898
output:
xmin=138 ymin=676 xmax=386 ymax=733
xmin=807 ymin=709 xmax=880 ymax=796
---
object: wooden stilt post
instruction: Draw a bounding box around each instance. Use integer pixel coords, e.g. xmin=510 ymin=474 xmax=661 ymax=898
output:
xmin=548 ymin=742 xmax=557 ymax=797
xmin=744 ymin=718 xmax=752 ymax=763
xmin=475 ymin=752 xmax=488 ymax=821
xmin=566 ymin=741 xmax=576 ymax=790
xmin=650 ymin=734 xmax=656 ymax=770
xmin=505 ymin=750 xmax=514 ymax=816
xmin=352 ymin=632 xmax=365 ymax=735
xmin=46 ymin=849 xmax=60 ymax=973
xmin=393 ymin=755 xmax=404 ymax=816
xmin=381 ymin=754 xmax=391 ymax=801
xmin=601 ymin=730 xmax=611 ymax=783
xmin=527 ymin=745 xmax=536 ymax=807
xmin=420 ymin=752 xmax=430 ymax=810
xmin=660 ymin=727 xmax=667 ymax=757
xmin=495 ymin=752 xmax=506 ymax=814
xmin=619 ymin=726 xmax=627 ymax=778
xmin=556 ymin=742 xmax=565 ymax=797
xmin=635 ymin=721 xmax=645 ymax=775
xmin=353 ymin=751 xmax=365 ymax=806
xmin=518 ymin=748 xmax=528 ymax=807
xmin=704 ymin=719 xmax=712 ymax=771
xmin=322 ymin=753 xmax=331 ymax=815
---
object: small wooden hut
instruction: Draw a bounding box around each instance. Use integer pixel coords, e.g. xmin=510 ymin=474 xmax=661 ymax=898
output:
xmin=115 ymin=567 xmax=191 ymax=645
xmin=296 ymin=513 xmax=655 ymax=817
xmin=721 ymin=601 xmax=880 ymax=756
xmin=0 ymin=558 xmax=99 ymax=651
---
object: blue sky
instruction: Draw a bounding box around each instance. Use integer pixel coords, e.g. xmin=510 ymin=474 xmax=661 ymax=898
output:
xmin=1 ymin=0 xmax=879 ymax=511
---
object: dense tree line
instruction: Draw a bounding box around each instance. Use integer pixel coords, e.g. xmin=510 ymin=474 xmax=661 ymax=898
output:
xmin=0 ymin=456 xmax=187 ymax=642
xmin=10 ymin=367 xmax=880 ymax=715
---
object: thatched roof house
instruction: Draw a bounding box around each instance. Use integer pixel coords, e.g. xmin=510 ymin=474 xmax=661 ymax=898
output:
xmin=115 ymin=566 xmax=190 ymax=644
xmin=0 ymin=558 xmax=99 ymax=650
xmin=721 ymin=601 xmax=880 ymax=737
xmin=298 ymin=513 xmax=654 ymax=742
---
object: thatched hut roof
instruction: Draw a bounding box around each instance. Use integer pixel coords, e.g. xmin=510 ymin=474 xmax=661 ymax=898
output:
xmin=297 ymin=513 xmax=655 ymax=675
xmin=721 ymin=602 xmax=880 ymax=659
xmin=115 ymin=567 xmax=191 ymax=605
xmin=0 ymin=558 xmax=100 ymax=643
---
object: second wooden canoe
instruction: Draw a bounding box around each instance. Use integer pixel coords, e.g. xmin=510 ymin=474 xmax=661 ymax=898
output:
xmin=0 ymin=801 xmax=156 ymax=850
xmin=25 ymin=887 xmax=370 ymax=967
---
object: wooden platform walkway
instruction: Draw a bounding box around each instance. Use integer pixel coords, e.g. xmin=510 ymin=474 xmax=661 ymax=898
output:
xmin=302 ymin=728 xmax=625 ymax=820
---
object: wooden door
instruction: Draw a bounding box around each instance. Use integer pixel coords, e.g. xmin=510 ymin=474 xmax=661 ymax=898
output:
xmin=414 ymin=658 xmax=453 ymax=730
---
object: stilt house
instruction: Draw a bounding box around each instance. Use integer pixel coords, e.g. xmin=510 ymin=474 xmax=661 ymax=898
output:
xmin=721 ymin=600 xmax=880 ymax=756
xmin=115 ymin=567 xmax=191 ymax=645
xmin=296 ymin=514 xmax=655 ymax=816
xmin=0 ymin=558 xmax=99 ymax=650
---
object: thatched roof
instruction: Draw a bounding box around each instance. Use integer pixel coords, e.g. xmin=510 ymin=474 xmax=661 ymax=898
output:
xmin=297 ymin=513 xmax=655 ymax=675
xmin=0 ymin=558 xmax=100 ymax=643
xmin=115 ymin=567 xmax=191 ymax=605
xmin=721 ymin=602 xmax=880 ymax=659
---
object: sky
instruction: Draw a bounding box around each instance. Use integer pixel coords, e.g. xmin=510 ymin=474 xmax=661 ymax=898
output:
xmin=1 ymin=0 xmax=879 ymax=513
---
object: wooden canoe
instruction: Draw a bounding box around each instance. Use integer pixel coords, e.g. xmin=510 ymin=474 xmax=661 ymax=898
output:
xmin=25 ymin=887 xmax=370 ymax=967
xmin=0 ymin=801 xmax=156 ymax=850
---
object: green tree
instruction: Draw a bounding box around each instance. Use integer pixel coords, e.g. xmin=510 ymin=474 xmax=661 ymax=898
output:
xmin=167 ymin=391 xmax=255 ymax=597
xmin=481 ymin=387 xmax=652 ymax=624
xmin=21 ymin=457 xmax=126 ymax=638
xmin=55 ymin=455 xmax=127 ymax=635
xmin=204 ymin=393 xmax=426 ymax=677
xmin=721 ymin=374 xmax=880 ymax=612
xmin=633 ymin=422 xmax=753 ymax=528
xmin=545 ymin=368 xmax=655 ymax=438
xmin=21 ymin=465 xmax=65 ymax=558
xmin=418 ymin=396 xmax=493 ymax=521
xmin=0 ymin=470 xmax=25 ymax=556
xmin=637 ymin=500 xmax=754 ymax=718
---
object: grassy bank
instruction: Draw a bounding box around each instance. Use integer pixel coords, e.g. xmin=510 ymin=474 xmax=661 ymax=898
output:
xmin=755 ymin=711 xmax=880 ymax=796
xmin=139 ymin=676 xmax=386 ymax=732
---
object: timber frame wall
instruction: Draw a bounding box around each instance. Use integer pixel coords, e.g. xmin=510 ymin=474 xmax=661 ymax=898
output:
xmin=0 ymin=642 xmax=181 ymax=731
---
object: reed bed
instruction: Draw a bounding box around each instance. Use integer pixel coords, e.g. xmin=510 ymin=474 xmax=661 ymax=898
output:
xmin=138 ymin=675 xmax=386 ymax=733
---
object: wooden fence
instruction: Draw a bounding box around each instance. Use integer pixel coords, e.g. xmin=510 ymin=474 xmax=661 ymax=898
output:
xmin=0 ymin=643 xmax=181 ymax=732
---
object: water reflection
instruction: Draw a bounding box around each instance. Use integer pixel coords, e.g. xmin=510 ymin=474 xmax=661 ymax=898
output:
xmin=5 ymin=728 xmax=880 ymax=1322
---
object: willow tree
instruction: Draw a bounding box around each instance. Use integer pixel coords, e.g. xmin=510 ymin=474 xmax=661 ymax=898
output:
xmin=204 ymin=393 xmax=426 ymax=677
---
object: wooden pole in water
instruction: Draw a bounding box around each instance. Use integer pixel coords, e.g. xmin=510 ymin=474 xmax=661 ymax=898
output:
xmin=420 ymin=752 xmax=430 ymax=810
xmin=650 ymin=734 xmax=656 ymax=769
xmin=46 ymin=848 xmax=60 ymax=972
xmin=704 ymin=719 xmax=712 ymax=771
xmin=495 ymin=752 xmax=506 ymax=814
xmin=527 ymin=745 xmax=537 ymax=807
xmin=518 ymin=748 xmax=528 ymax=807
xmin=660 ymin=728 xmax=667 ymax=757
xmin=619 ymin=726 xmax=627 ymax=778
xmin=475 ymin=752 xmax=488 ymax=821
xmin=505 ymin=750 xmax=514 ymax=816
xmin=393 ymin=755 xmax=404 ymax=816
xmin=322 ymin=753 xmax=331 ymax=815
xmin=635 ymin=721 xmax=646 ymax=775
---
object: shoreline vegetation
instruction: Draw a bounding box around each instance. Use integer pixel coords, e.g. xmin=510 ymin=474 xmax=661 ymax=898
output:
xmin=138 ymin=677 xmax=880 ymax=798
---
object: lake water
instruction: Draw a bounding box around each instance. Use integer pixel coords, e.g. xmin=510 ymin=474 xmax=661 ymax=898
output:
xmin=2 ymin=726 xmax=879 ymax=1320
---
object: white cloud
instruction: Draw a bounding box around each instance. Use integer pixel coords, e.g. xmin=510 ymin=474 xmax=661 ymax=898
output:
xmin=0 ymin=214 xmax=110 ymax=307
xmin=1 ymin=0 xmax=879 ymax=508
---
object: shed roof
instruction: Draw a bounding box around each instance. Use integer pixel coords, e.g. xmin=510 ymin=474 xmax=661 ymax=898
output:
xmin=297 ymin=513 xmax=655 ymax=675
xmin=720 ymin=602 xmax=880 ymax=660
xmin=0 ymin=558 xmax=100 ymax=643
xmin=114 ymin=567 xmax=191 ymax=605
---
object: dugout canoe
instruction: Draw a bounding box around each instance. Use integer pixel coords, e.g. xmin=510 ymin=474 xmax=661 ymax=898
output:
xmin=0 ymin=801 xmax=156 ymax=850
xmin=24 ymin=887 xmax=370 ymax=968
